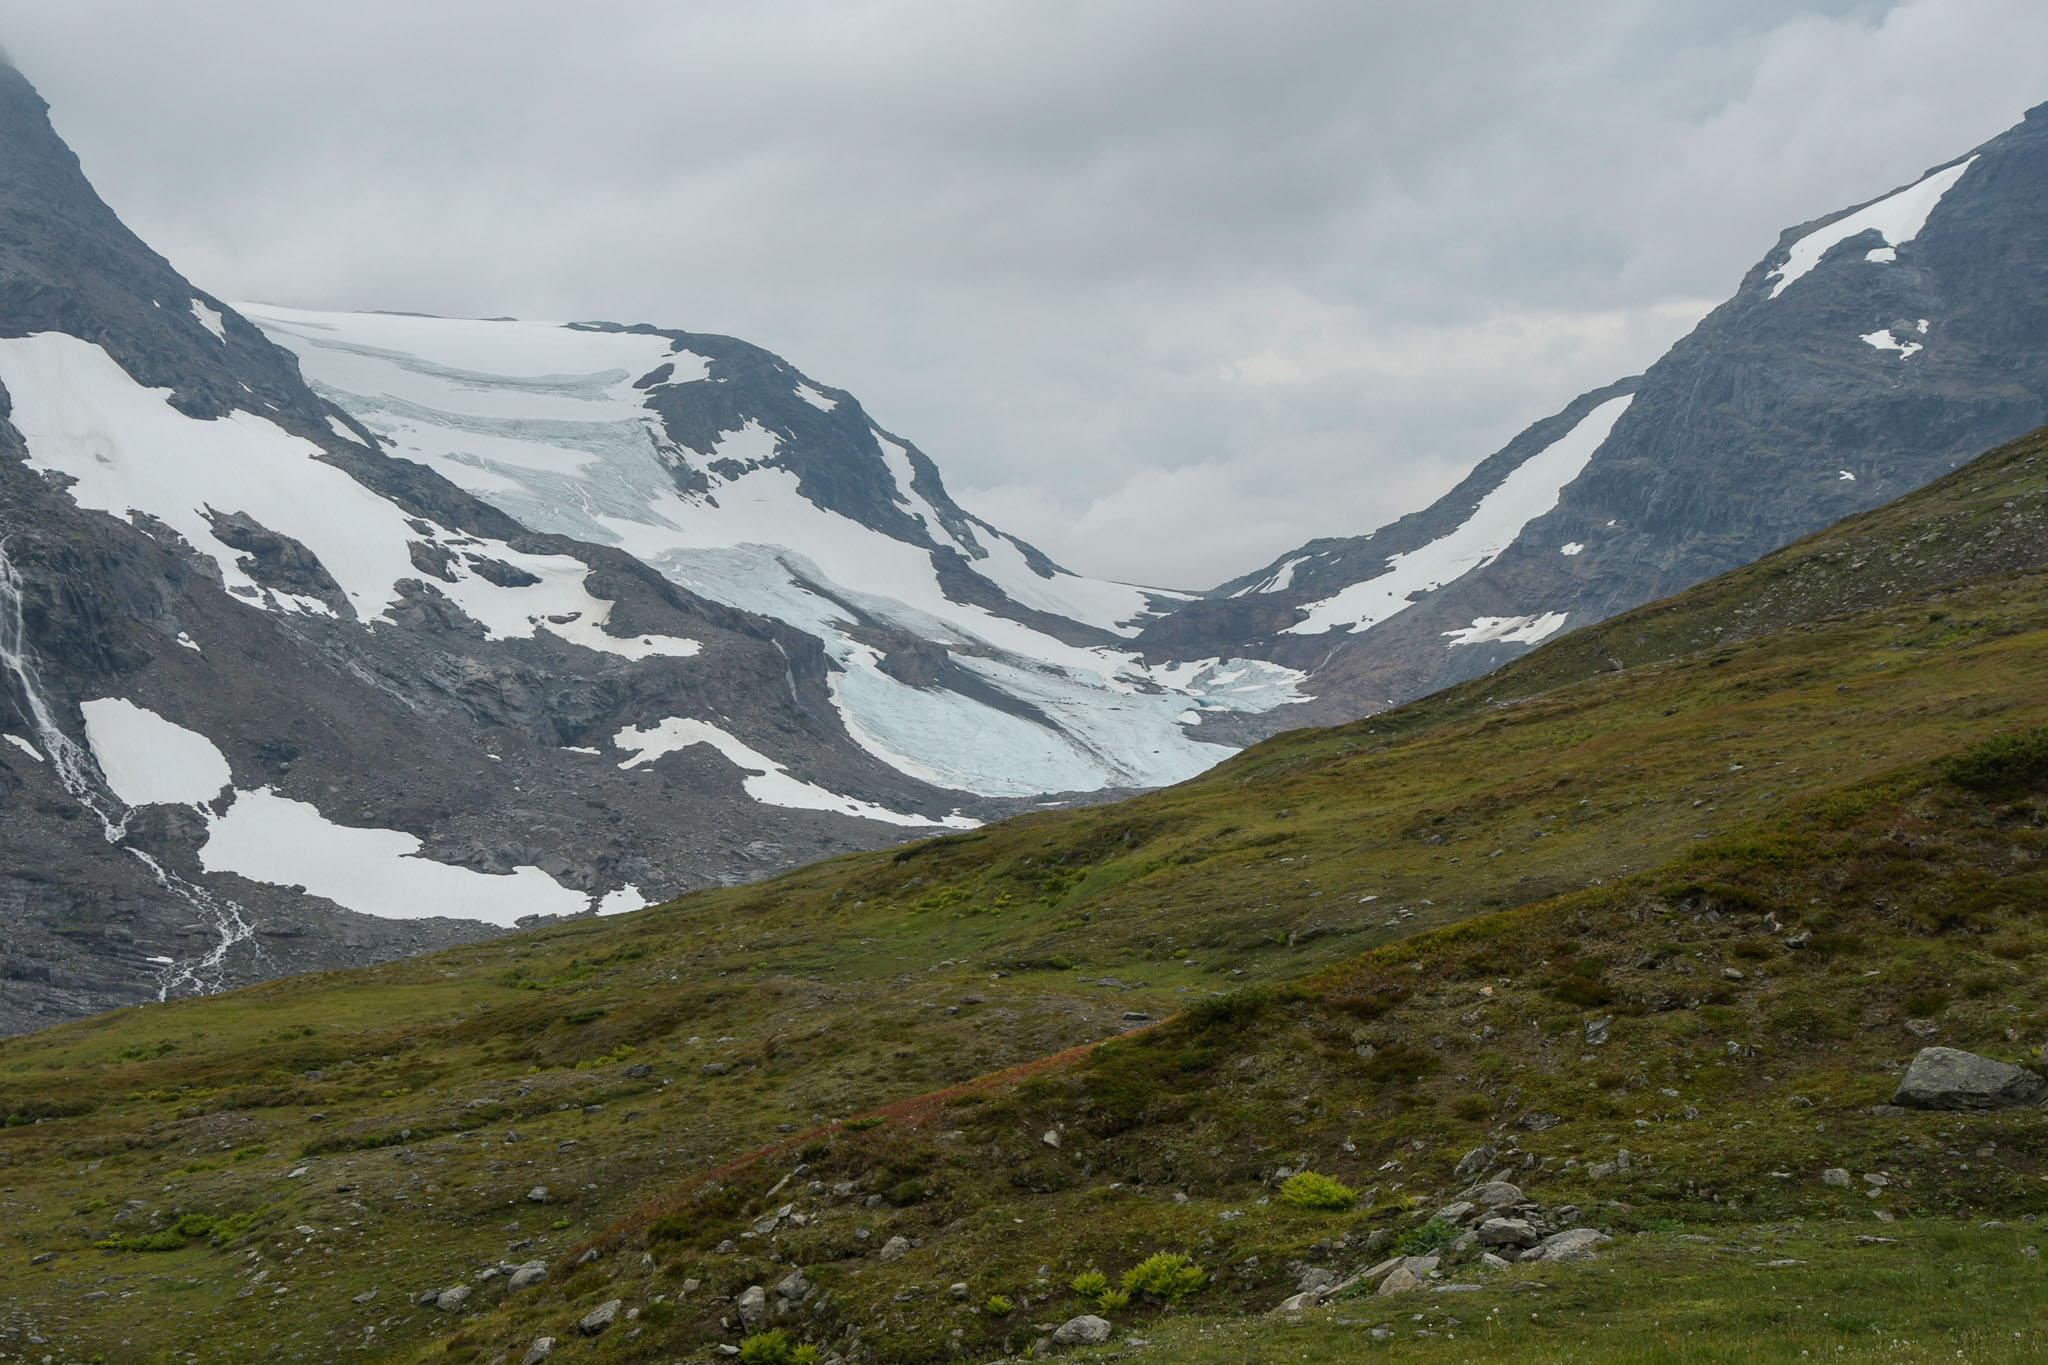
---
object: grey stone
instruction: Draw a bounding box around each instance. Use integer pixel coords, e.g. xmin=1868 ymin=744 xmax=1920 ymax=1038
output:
xmin=520 ymin=1338 xmax=555 ymax=1365
xmin=1821 ymin=1168 xmax=1853 ymax=1188
xmin=1586 ymin=1015 xmax=1612 ymax=1046
xmin=877 ymin=1235 xmax=912 ymax=1263
xmin=577 ymin=1298 xmax=622 ymax=1336
xmin=433 ymin=1284 xmax=471 ymax=1312
xmin=506 ymin=1260 xmax=548 ymax=1292
xmin=351 ymin=1288 xmax=376 ymax=1305
xmin=1892 ymin=1047 xmax=2048 ymax=1110
xmin=1476 ymin=1217 xmax=1539 ymax=1249
xmin=1465 ymin=1180 xmax=1523 ymax=1208
xmin=1533 ymin=1229 xmax=1612 ymax=1263
xmin=737 ymin=1284 xmax=767 ymax=1328
xmin=1376 ymin=1266 xmax=1421 ymax=1296
xmin=525 ymin=1185 xmax=548 ymax=1203
xmin=1052 ymin=1314 xmax=1113 ymax=1345
xmin=775 ymin=1268 xmax=811 ymax=1302
xmin=1453 ymin=1145 xmax=1496 ymax=1179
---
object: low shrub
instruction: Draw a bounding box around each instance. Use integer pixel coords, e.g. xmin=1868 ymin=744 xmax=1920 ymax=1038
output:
xmin=1122 ymin=1251 xmax=1206 ymax=1302
xmin=1279 ymin=1171 xmax=1357 ymax=1210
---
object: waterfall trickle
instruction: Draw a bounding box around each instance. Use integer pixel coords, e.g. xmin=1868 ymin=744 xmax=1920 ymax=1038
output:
xmin=0 ymin=536 xmax=258 ymax=998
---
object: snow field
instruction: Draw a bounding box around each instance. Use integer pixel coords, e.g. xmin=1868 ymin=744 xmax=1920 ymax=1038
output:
xmin=1767 ymin=158 xmax=1975 ymax=299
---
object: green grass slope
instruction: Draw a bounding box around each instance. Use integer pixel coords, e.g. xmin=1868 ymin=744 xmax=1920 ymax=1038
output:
xmin=1 ymin=428 xmax=2046 ymax=1364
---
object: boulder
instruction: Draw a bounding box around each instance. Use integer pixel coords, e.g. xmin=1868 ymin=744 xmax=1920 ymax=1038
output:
xmin=1465 ymin=1180 xmax=1524 ymax=1208
xmin=737 ymin=1284 xmax=768 ymax=1328
xmin=1376 ymin=1266 xmax=1420 ymax=1296
xmin=1533 ymin=1229 xmax=1611 ymax=1263
xmin=519 ymin=1338 xmax=555 ymax=1365
xmin=1052 ymin=1314 xmax=1113 ymax=1345
xmin=1452 ymin=1145 xmax=1496 ymax=1179
xmin=877 ymin=1235 xmax=912 ymax=1263
xmin=433 ymin=1284 xmax=470 ymax=1312
xmin=775 ymin=1268 xmax=811 ymax=1302
xmin=506 ymin=1260 xmax=548 ymax=1292
xmin=1476 ymin=1218 xmax=1539 ymax=1249
xmin=577 ymin=1299 xmax=622 ymax=1336
xmin=1892 ymin=1047 xmax=2048 ymax=1110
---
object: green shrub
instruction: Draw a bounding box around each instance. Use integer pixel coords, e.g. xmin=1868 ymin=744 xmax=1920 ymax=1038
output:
xmin=738 ymin=1330 xmax=818 ymax=1364
xmin=1096 ymin=1288 xmax=1131 ymax=1312
xmin=1121 ymin=1251 xmax=1206 ymax=1302
xmin=1944 ymin=727 xmax=2048 ymax=793
xmin=1279 ymin=1171 xmax=1357 ymax=1210
xmin=984 ymin=1294 xmax=1012 ymax=1315
xmin=1396 ymin=1216 xmax=1458 ymax=1256
xmin=1070 ymin=1269 xmax=1109 ymax=1298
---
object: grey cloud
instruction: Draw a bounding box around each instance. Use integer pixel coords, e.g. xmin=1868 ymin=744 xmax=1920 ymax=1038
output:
xmin=0 ymin=0 xmax=2041 ymax=586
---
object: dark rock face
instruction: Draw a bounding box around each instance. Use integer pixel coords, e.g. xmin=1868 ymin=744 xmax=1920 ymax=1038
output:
xmin=1149 ymin=103 xmax=2048 ymax=726
xmin=0 ymin=63 xmax=1040 ymax=1034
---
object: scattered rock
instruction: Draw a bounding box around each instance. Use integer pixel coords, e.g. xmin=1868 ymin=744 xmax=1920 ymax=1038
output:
xmin=1892 ymin=1047 xmax=2048 ymax=1110
xmin=1377 ymin=1267 xmax=1421 ymax=1296
xmin=878 ymin=1235 xmax=912 ymax=1263
xmin=1586 ymin=1016 xmax=1612 ymax=1046
xmin=702 ymin=1062 xmax=731 ymax=1076
xmin=578 ymin=1299 xmax=622 ymax=1336
xmin=1903 ymin=1018 xmax=1940 ymax=1039
xmin=1042 ymin=1128 xmax=1061 ymax=1149
xmin=1453 ymin=1145 xmax=1497 ymax=1179
xmin=1479 ymin=1252 xmax=1513 ymax=1271
xmin=1533 ymin=1229 xmax=1611 ymax=1262
xmin=737 ymin=1284 xmax=767 ymax=1328
xmin=775 ymin=1268 xmax=811 ymax=1302
xmin=434 ymin=1284 xmax=471 ymax=1312
xmin=526 ymin=1185 xmax=548 ymax=1203
xmin=1436 ymin=1200 xmax=1477 ymax=1224
xmin=1052 ymin=1314 xmax=1113 ymax=1345
xmin=520 ymin=1338 xmax=555 ymax=1365
xmin=1822 ymin=1168 xmax=1853 ymax=1188
xmin=1465 ymin=1180 xmax=1523 ymax=1209
xmin=506 ymin=1260 xmax=548 ymax=1292
xmin=351 ymin=1288 xmax=377 ymax=1305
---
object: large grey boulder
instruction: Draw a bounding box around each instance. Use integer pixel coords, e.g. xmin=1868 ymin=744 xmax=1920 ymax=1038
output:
xmin=736 ymin=1284 xmax=768 ymax=1328
xmin=577 ymin=1299 xmax=622 ymax=1336
xmin=1892 ymin=1047 xmax=2048 ymax=1110
xmin=1052 ymin=1314 xmax=1113 ymax=1345
xmin=1533 ymin=1229 xmax=1611 ymax=1262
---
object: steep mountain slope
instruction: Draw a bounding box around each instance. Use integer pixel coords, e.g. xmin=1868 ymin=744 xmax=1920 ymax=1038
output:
xmin=1148 ymin=101 xmax=2048 ymax=725
xmin=2 ymin=422 xmax=2043 ymax=1363
xmin=0 ymin=60 xmax=1293 ymax=1035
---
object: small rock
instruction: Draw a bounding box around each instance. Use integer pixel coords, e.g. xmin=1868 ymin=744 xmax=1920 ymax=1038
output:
xmin=1453 ymin=1145 xmax=1497 ymax=1179
xmin=878 ymin=1235 xmax=912 ymax=1263
xmin=949 ymin=1281 xmax=968 ymax=1298
xmin=1479 ymin=1252 xmax=1512 ymax=1271
xmin=506 ymin=1260 xmax=548 ymax=1292
xmin=1722 ymin=967 xmax=1745 ymax=982
xmin=1903 ymin=1018 xmax=1940 ymax=1039
xmin=351 ymin=1288 xmax=377 ymax=1305
xmin=1052 ymin=1314 xmax=1113 ymax=1345
xmin=526 ymin=1185 xmax=548 ymax=1203
xmin=578 ymin=1298 xmax=622 ymax=1336
xmin=1436 ymin=1200 xmax=1476 ymax=1224
xmin=623 ymin=1063 xmax=652 ymax=1078
xmin=737 ymin=1284 xmax=768 ymax=1328
xmin=1822 ymin=1168 xmax=1853 ymax=1187
xmin=1465 ymin=1180 xmax=1523 ymax=1208
xmin=434 ymin=1285 xmax=471 ymax=1312
xmin=776 ymin=1268 xmax=811 ymax=1302
xmin=1586 ymin=1016 xmax=1612 ymax=1046
xmin=1892 ymin=1047 xmax=2048 ymax=1110
xmin=1042 ymin=1128 xmax=1061 ymax=1149
xmin=702 ymin=1062 xmax=731 ymax=1076
xmin=520 ymin=1337 xmax=555 ymax=1365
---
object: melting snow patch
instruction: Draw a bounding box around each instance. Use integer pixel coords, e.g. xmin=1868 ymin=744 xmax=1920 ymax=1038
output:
xmin=1861 ymin=329 xmax=1923 ymax=358
xmin=1441 ymin=613 xmax=1570 ymax=648
xmin=4 ymin=733 xmax=43 ymax=763
xmin=1865 ymin=247 xmax=1897 ymax=263
xmin=1560 ymin=542 xmax=1584 ymax=556
xmin=200 ymin=788 xmax=585 ymax=926
xmin=145 ymin=955 xmax=174 ymax=966
xmin=1286 ymin=393 xmax=1631 ymax=636
xmin=1839 ymin=470 xmax=1857 ymax=481
xmin=594 ymin=884 xmax=649 ymax=916
xmin=1767 ymin=157 xmax=1974 ymax=299
xmin=80 ymin=698 xmax=232 ymax=806
xmin=190 ymin=299 xmax=226 ymax=343
xmin=614 ymin=716 xmax=979 ymax=828
xmin=1259 ymin=556 xmax=1310 ymax=593
xmin=176 ymin=632 xmax=202 ymax=652
xmin=795 ymin=381 xmax=836 ymax=411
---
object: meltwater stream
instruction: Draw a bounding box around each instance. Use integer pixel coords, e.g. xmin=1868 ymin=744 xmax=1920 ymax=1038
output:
xmin=0 ymin=538 xmax=257 ymax=998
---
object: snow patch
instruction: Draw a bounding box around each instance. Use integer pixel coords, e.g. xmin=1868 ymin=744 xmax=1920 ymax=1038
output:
xmin=595 ymin=884 xmax=649 ymax=916
xmin=79 ymin=697 xmax=232 ymax=807
xmin=200 ymin=788 xmax=585 ymax=927
xmin=190 ymin=299 xmax=226 ymax=343
xmin=1560 ymin=542 xmax=1584 ymax=556
xmin=1259 ymin=556 xmax=1310 ymax=593
xmin=1285 ymin=394 xmax=1632 ymax=636
xmin=1441 ymin=613 xmax=1570 ymax=648
xmin=613 ymin=716 xmax=979 ymax=828
xmin=1767 ymin=158 xmax=1974 ymax=299
xmin=795 ymin=381 xmax=836 ymax=411
xmin=1861 ymin=329 xmax=1923 ymax=358
xmin=1839 ymin=470 xmax=1858 ymax=481
xmin=176 ymin=632 xmax=202 ymax=652
xmin=1865 ymin=247 xmax=1897 ymax=263
xmin=4 ymin=733 xmax=43 ymax=763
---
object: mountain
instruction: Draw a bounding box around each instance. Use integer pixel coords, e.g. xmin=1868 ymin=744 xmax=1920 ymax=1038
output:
xmin=1146 ymin=101 xmax=2048 ymax=723
xmin=1 ymin=418 xmax=2043 ymax=1362
xmin=0 ymin=61 xmax=1298 ymax=1034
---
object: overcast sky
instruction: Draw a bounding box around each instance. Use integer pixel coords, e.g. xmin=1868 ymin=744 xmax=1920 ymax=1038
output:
xmin=2 ymin=1 xmax=2045 ymax=588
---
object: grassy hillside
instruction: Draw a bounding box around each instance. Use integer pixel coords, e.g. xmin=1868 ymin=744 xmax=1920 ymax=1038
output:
xmin=1 ymin=428 xmax=2046 ymax=1364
